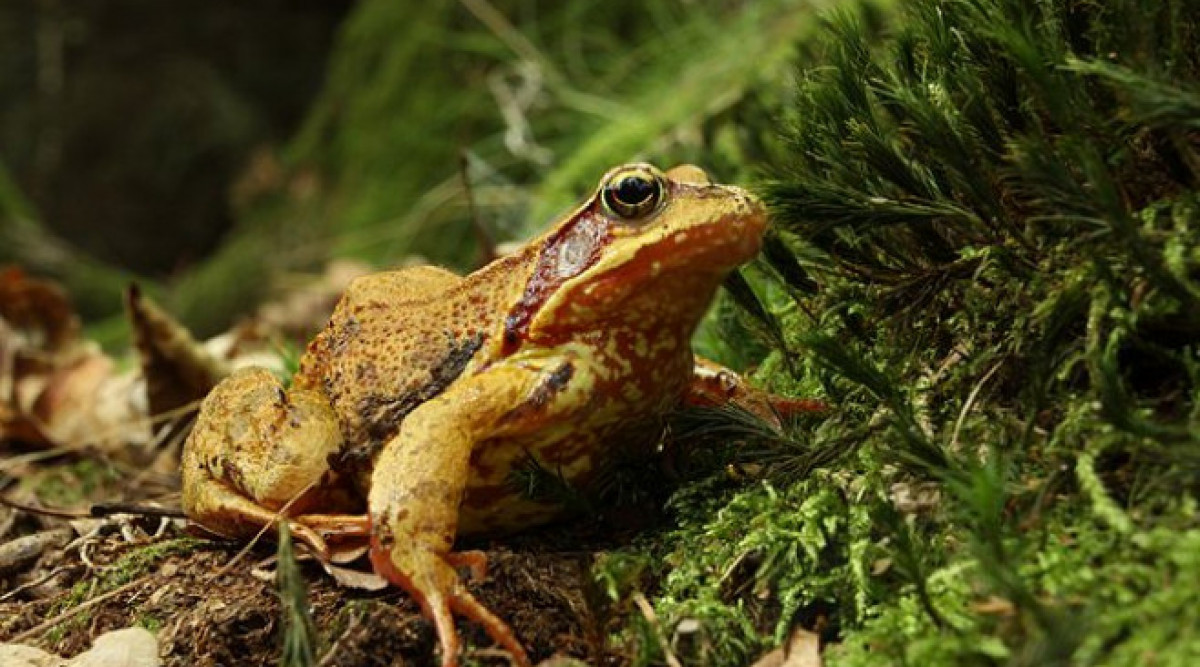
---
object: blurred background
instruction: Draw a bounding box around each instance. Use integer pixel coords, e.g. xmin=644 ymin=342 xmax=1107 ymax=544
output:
xmin=4 ymin=2 xmax=1200 ymax=664
xmin=0 ymin=0 xmax=836 ymax=342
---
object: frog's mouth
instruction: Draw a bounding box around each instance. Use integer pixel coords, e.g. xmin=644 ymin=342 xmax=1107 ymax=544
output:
xmin=522 ymin=188 xmax=767 ymax=338
xmin=608 ymin=201 xmax=767 ymax=276
xmin=556 ymin=209 xmax=766 ymax=311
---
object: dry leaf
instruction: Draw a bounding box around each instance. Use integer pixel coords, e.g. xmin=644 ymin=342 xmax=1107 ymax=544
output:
xmin=749 ymin=627 xmax=822 ymax=667
xmin=126 ymin=285 xmax=229 ymax=420
xmin=0 ymin=268 xmax=148 ymax=451
xmin=0 ymin=643 xmax=64 ymax=667
xmin=68 ymin=627 xmax=158 ymax=667
xmin=320 ymin=559 xmax=388 ymax=591
xmin=328 ymin=543 xmax=370 ymax=564
xmin=2 ymin=267 xmax=330 ymax=456
xmin=0 ymin=266 xmax=79 ymax=351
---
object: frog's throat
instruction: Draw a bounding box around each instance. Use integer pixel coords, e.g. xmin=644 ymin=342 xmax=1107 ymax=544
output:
xmin=501 ymin=206 xmax=611 ymax=353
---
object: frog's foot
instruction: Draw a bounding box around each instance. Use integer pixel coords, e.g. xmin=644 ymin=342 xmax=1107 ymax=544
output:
xmin=369 ymin=538 xmax=530 ymax=667
xmin=184 ymin=476 xmax=332 ymax=559
xmin=445 ymin=550 xmax=488 ymax=582
xmin=294 ymin=513 xmax=371 ymax=541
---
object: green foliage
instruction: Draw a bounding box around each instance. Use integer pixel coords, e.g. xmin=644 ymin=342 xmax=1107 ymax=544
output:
xmin=631 ymin=0 xmax=1200 ymax=664
xmin=22 ymin=459 xmax=121 ymax=507
xmin=172 ymin=0 xmax=833 ymax=335
xmin=523 ymin=0 xmax=827 ymax=224
xmin=277 ymin=523 xmax=319 ymax=667
xmin=650 ymin=475 xmax=877 ymax=665
xmin=293 ymin=0 xmax=830 ymax=262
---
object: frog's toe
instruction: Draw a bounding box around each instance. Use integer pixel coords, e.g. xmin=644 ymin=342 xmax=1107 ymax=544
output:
xmin=445 ymin=549 xmax=488 ymax=582
xmin=369 ymin=540 xmax=530 ymax=667
xmin=771 ymin=396 xmax=829 ymax=418
xmin=288 ymin=521 xmax=332 ymax=560
xmin=184 ymin=475 xmax=332 ymax=559
xmin=369 ymin=541 xmax=461 ymax=665
xmin=294 ymin=513 xmax=371 ymax=542
xmin=447 ymin=582 xmax=530 ymax=667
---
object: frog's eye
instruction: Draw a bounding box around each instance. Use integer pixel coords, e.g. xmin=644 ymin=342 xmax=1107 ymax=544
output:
xmin=602 ymin=168 xmax=664 ymax=220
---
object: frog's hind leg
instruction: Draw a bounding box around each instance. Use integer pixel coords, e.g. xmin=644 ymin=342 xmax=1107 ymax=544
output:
xmin=365 ymin=363 xmax=559 ymax=667
xmin=182 ymin=367 xmax=362 ymax=558
xmin=368 ymin=537 xmax=526 ymax=667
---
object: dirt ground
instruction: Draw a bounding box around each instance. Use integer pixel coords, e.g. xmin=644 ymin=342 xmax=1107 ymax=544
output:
xmin=0 ymin=483 xmax=643 ymax=667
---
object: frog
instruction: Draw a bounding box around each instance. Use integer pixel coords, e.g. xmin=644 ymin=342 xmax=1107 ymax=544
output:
xmin=181 ymin=163 xmax=820 ymax=667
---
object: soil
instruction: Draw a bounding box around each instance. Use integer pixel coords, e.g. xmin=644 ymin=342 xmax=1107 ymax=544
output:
xmin=0 ymin=495 xmax=643 ymax=666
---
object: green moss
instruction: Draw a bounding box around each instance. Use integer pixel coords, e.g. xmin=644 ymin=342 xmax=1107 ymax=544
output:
xmin=42 ymin=613 xmax=89 ymax=647
xmin=644 ymin=476 xmax=875 ymax=665
xmin=24 ymin=459 xmax=121 ymax=507
xmin=134 ymin=614 xmax=164 ymax=633
xmin=47 ymin=538 xmax=204 ymax=619
xmin=629 ymin=0 xmax=1200 ymax=663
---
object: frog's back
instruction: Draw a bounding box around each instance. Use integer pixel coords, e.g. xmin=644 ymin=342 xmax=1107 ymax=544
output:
xmin=293 ymin=262 xmax=524 ymax=464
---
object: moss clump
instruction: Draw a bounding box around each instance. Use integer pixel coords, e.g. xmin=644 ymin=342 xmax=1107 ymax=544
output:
xmin=47 ymin=537 xmax=203 ymax=618
xmin=23 ymin=459 xmax=121 ymax=507
xmin=133 ymin=614 xmax=164 ymax=633
xmin=632 ymin=0 xmax=1200 ymax=664
xmin=645 ymin=474 xmax=877 ymax=666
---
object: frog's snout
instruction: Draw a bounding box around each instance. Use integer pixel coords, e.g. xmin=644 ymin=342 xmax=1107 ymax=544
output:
xmin=722 ymin=186 xmax=769 ymax=247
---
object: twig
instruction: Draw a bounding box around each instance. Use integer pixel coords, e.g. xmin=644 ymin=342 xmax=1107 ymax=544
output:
xmin=470 ymin=647 xmax=524 ymax=665
xmin=0 ymin=564 xmax=79 ymax=602
xmin=460 ymin=151 xmax=498 ymax=266
xmin=0 ymin=494 xmax=92 ymax=518
xmin=89 ymin=502 xmax=185 ymax=519
xmin=0 ymin=527 xmax=72 ymax=572
xmin=950 ymin=360 xmax=1004 ymax=451
xmin=0 ymin=447 xmax=72 ymax=474
xmin=10 ymin=575 xmax=150 ymax=643
xmin=632 ymin=592 xmax=683 ymax=667
xmin=0 ymin=494 xmax=184 ymax=520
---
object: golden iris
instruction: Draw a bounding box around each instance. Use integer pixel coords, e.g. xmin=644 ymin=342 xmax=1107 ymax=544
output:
xmin=602 ymin=167 xmax=664 ymax=220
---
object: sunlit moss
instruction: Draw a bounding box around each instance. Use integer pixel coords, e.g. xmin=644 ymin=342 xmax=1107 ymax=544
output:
xmin=647 ymin=0 xmax=1200 ymax=663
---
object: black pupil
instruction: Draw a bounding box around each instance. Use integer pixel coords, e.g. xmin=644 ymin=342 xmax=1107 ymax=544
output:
xmin=615 ymin=176 xmax=655 ymax=206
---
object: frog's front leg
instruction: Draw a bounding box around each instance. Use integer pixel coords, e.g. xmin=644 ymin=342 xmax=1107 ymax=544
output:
xmin=367 ymin=360 xmax=583 ymax=667
xmin=686 ymin=356 xmax=827 ymax=424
